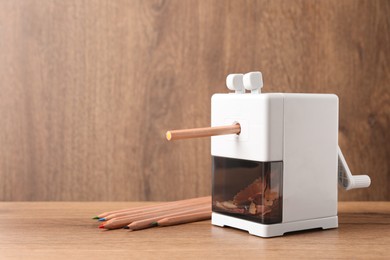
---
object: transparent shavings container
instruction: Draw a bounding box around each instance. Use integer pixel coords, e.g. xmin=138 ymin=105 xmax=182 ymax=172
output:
xmin=212 ymin=156 xmax=283 ymax=224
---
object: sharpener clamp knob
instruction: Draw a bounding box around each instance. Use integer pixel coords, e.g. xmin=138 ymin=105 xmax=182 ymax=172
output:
xmin=226 ymin=74 xmax=245 ymax=94
xmin=226 ymin=71 xmax=264 ymax=94
xmin=244 ymin=72 xmax=263 ymax=94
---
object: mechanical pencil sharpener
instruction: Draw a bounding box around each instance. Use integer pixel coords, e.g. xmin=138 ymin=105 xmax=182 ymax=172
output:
xmin=166 ymin=71 xmax=371 ymax=237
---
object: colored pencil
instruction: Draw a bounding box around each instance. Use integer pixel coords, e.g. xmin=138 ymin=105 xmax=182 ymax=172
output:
xmin=166 ymin=123 xmax=241 ymax=141
xmin=101 ymin=204 xmax=210 ymax=230
xmin=126 ymin=206 xmax=211 ymax=231
xmin=101 ymin=196 xmax=210 ymax=221
xmin=157 ymin=211 xmax=211 ymax=227
xmin=95 ymin=196 xmax=210 ymax=219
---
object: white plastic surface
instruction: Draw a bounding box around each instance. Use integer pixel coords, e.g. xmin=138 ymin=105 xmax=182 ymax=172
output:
xmin=212 ymin=212 xmax=338 ymax=238
xmin=212 ymin=93 xmax=339 ymax=224
xmin=243 ymin=72 xmax=263 ymax=94
xmin=282 ymin=94 xmax=339 ymax=223
xmin=211 ymin=93 xmax=283 ymax=162
xmin=226 ymin=74 xmax=245 ymax=94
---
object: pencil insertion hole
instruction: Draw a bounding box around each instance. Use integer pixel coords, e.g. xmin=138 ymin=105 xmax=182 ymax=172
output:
xmin=233 ymin=122 xmax=241 ymax=135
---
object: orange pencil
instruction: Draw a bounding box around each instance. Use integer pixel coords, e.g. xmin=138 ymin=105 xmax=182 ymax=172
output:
xmin=157 ymin=211 xmax=211 ymax=227
xmin=126 ymin=206 xmax=211 ymax=231
xmin=96 ymin=196 xmax=210 ymax=219
xmin=166 ymin=124 xmax=241 ymax=141
xmin=100 ymin=204 xmax=210 ymax=230
xmin=102 ymin=196 xmax=210 ymax=221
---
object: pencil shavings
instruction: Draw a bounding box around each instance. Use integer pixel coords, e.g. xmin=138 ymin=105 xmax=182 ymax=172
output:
xmin=214 ymin=173 xmax=282 ymax=223
xmin=221 ymin=201 xmax=238 ymax=209
xmin=255 ymin=205 xmax=272 ymax=216
xmin=264 ymin=191 xmax=278 ymax=206
xmin=233 ymin=178 xmax=266 ymax=205
xmin=215 ymin=201 xmax=245 ymax=214
xmin=249 ymin=202 xmax=256 ymax=215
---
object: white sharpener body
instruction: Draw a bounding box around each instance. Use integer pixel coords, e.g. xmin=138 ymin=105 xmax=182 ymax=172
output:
xmin=211 ymin=93 xmax=339 ymax=237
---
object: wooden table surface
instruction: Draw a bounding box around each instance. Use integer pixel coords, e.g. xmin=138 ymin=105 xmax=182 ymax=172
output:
xmin=0 ymin=202 xmax=389 ymax=259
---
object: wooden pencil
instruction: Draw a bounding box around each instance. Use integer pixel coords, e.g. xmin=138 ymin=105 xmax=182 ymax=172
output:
xmin=157 ymin=211 xmax=211 ymax=227
xmin=126 ymin=206 xmax=211 ymax=231
xmin=103 ymin=202 xmax=210 ymax=226
xmin=100 ymin=204 xmax=211 ymax=230
xmin=96 ymin=196 xmax=210 ymax=219
xmin=166 ymin=123 xmax=241 ymax=141
xmin=101 ymin=204 xmax=209 ymax=230
xmin=103 ymin=197 xmax=210 ymax=221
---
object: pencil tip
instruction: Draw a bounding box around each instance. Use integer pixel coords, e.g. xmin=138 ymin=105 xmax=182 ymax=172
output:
xmin=98 ymin=225 xmax=105 ymax=229
xmin=166 ymin=131 xmax=172 ymax=140
xmin=151 ymin=222 xmax=158 ymax=226
xmin=123 ymin=226 xmax=129 ymax=229
xmin=98 ymin=218 xmax=106 ymax=221
xmin=92 ymin=216 xmax=99 ymax=219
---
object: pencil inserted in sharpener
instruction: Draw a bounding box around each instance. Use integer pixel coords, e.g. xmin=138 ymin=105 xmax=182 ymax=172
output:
xmin=166 ymin=71 xmax=371 ymax=238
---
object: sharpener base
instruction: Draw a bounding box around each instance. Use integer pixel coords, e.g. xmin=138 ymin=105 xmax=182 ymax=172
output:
xmin=211 ymin=212 xmax=338 ymax=238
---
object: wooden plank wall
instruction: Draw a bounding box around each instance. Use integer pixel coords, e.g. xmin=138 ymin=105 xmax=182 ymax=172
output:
xmin=0 ymin=0 xmax=388 ymax=201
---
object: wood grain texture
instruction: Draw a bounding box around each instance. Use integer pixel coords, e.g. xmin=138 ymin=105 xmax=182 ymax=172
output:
xmin=0 ymin=0 xmax=388 ymax=201
xmin=0 ymin=202 xmax=389 ymax=259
